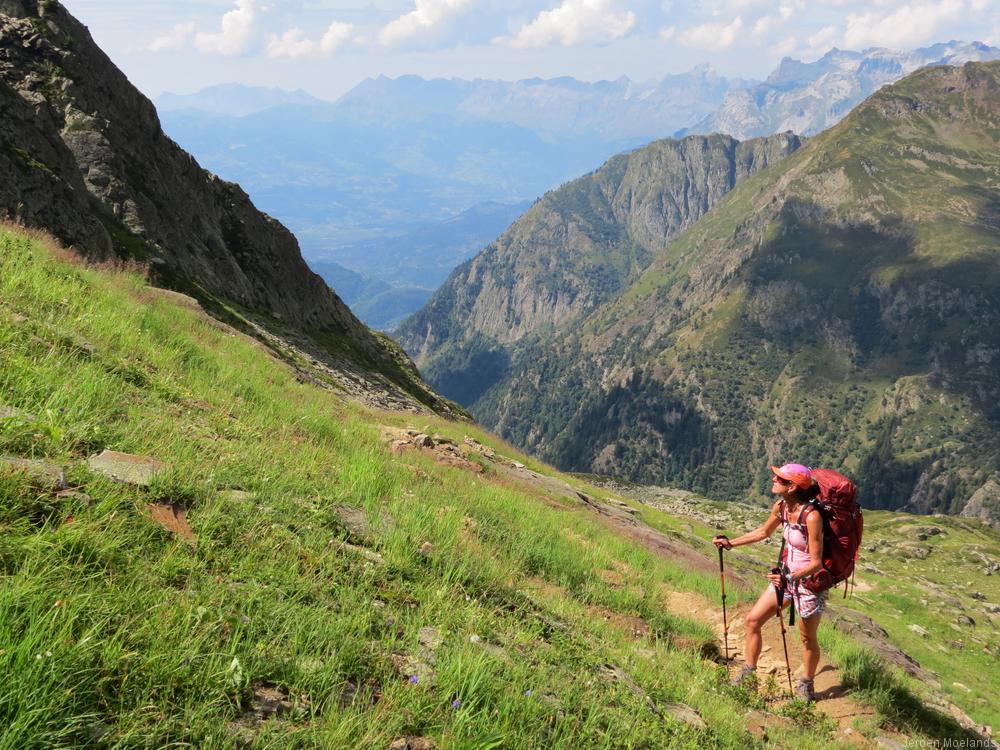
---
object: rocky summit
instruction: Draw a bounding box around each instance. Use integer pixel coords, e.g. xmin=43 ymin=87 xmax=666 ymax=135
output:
xmin=401 ymin=62 xmax=1000 ymax=524
xmin=0 ymin=0 xmax=455 ymax=415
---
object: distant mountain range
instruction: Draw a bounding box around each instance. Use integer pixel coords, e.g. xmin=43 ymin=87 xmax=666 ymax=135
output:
xmin=156 ymin=84 xmax=326 ymax=117
xmin=156 ymin=41 xmax=999 ymax=328
xmin=397 ymin=61 xmax=1000 ymax=524
xmin=689 ymin=41 xmax=1000 ymax=139
xmin=330 ymin=66 xmax=736 ymax=143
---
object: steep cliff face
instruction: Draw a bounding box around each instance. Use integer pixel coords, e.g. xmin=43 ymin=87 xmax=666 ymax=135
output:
xmin=396 ymin=133 xmax=801 ymax=404
xmin=406 ymin=62 xmax=1000 ymax=522
xmin=0 ymin=0 xmax=455 ymax=414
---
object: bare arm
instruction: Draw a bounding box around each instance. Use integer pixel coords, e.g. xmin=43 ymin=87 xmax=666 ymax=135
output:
xmin=714 ymin=500 xmax=782 ymax=548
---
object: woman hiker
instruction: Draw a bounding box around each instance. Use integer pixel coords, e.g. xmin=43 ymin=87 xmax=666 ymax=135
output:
xmin=712 ymin=463 xmax=826 ymax=702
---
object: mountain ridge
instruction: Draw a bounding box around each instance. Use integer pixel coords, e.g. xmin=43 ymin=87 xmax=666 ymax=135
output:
xmin=397 ymin=132 xmax=802 ymax=405
xmin=400 ymin=61 xmax=1000 ymax=524
xmin=153 ymin=41 xmax=999 ymax=329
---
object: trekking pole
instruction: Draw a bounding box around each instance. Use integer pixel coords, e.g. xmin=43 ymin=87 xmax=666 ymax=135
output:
xmin=772 ymin=567 xmax=794 ymax=693
xmin=718 ymin=546 xmax=729 ymax=662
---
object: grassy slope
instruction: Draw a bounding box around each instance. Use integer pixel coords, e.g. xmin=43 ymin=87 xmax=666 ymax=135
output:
xmin=0 ymin=225 xmax=987 ymax=748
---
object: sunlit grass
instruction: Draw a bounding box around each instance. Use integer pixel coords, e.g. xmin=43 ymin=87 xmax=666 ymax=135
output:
xmin=0 ymin=225 xmax=987 ymax=748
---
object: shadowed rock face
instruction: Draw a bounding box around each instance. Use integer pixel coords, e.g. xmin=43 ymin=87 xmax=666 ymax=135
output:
xmin=397 ymin=132 xmax=801 ymax=366
xmin=0 ymin=1 xmax=350 ymax=331
xmin=0 ymin=0 xmax=456 ymax=413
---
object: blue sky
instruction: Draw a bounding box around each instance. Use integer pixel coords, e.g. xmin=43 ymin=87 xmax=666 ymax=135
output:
xmin=62 ymin=0 xmax=1000 ymax=100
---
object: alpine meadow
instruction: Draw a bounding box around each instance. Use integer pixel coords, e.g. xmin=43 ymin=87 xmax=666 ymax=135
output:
xmin=1 ymin=0 xmax=1000 ymax=748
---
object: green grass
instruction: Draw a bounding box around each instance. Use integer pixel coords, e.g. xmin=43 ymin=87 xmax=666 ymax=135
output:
xmin=0 ymin=225 xmax=876 ymax=749
xmin=3 ymin=225 xmax=994 ymax=747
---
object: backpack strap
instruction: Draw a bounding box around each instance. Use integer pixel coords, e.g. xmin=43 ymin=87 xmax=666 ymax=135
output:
xmin=777 ymin=501 xmax=787 ymax=568
xmin=785 ymin=504 xmax=809 ymax=533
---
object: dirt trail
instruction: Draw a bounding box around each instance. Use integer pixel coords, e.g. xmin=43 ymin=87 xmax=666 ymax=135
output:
xmin=661 ymin=587 xmax=884 ymax=744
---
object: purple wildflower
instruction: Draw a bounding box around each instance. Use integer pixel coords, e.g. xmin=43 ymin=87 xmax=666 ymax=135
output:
xmin=524 ymin=690 xmax=532 ymax=697
xmin=451 ymin=699 xmax=462 ymax=709
xmin=409 ymin=675 xmax=419 ymax=684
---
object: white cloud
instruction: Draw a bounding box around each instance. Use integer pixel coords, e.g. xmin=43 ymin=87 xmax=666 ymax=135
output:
xmin=808 ymin=25 xmax=837 ymax=48
xmin=267 ymin=22 xmax=354 ymax=58
xmin=503 ymin=0 xmax=637 ymax=49
xmin=771 ymin=34 xmax=798 ymax=56
xmin=752 ymin=16 xmax=774 ymax=36
xmin=660 ymin=25 xmax=676 ymax=40
xmin=720 ymin=0 xmax=771 ymax=11
xmin=267 ymin=29 xmax=313 ymax=58
xmin=843 ymin=0 xmax=965 ymax=50
xmin=194 ymin=0 xmax=258 ymax=57
xmin=378 ymin=0 xmax=471 ymax=48
xmin=149 ymin=21 xmax=195 ymax=52
xmin=751 ymin=2 xmax=801 ymax=39
xmin=806 ymin=24 xmax=837 ymax=53
xmin=677 ymin=16 xmax=744 ymax=50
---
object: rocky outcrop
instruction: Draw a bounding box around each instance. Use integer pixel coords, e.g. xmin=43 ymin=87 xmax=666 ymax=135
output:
xmin=962 ymin=477 xmax=1000 ymax=529
xmin=0 ymin=0 xmax=455 ymax=414
xmin=0 ymin=2 xmax=350 ymax=328
xmin=397 ymin=132 xmax=800 ymax=393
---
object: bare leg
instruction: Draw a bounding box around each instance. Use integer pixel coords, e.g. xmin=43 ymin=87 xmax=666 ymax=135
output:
xmin=743 ymin=586 xmax=787 ymax=667
xmin=797 ymin=611 xmax=822 ymax=679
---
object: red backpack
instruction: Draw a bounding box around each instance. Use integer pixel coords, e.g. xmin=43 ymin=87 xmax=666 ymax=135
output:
xmin=781 ymin=468 xmax=863 ymax=596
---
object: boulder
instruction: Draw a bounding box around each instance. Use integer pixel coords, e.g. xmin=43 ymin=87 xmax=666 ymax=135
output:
xmin=831 ymin=610 xmax=931 ymax=680
xmin=896 ymin=543 xmax=931 ymax=560
xmin=330 ymin=504 xmax=373 ymax=540
xmin=0 ymin=456 xmax=65 ymax=488
xmin=391 ymin=626 xmax=443 ymax=684
xmin=388 ymin=738 xmax=435 ymax=750
xmin=469 ymin=634 xmax=508 ymax=661
xmin=87 ymin=450 xmax=166 ymax=486
xmin=662 ymin=702 xmax=706 ymax=730
xmin=147 ymin=503 xmax=196 ymax=544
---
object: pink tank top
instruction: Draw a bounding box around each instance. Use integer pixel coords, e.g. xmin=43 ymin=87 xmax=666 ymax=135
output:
xmin=782 ymin=505 xmax=813 ymax=575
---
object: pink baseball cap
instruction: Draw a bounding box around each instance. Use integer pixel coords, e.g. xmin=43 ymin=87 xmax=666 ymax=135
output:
xmin=770 ymin=463 xmax=814 ymax=490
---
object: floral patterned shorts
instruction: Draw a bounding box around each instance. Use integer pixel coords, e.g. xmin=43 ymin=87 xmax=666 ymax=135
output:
xmin=770 ymin=582 xmax=828 ymax=619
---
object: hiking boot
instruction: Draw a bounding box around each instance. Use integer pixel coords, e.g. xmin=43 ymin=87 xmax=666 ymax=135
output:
xmin=730 ymin=664 xmax=757 ymax=686
xmin=794 ymin=678 xmax=815 ymax=702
